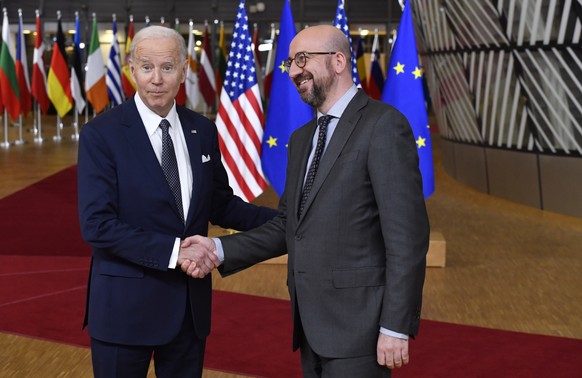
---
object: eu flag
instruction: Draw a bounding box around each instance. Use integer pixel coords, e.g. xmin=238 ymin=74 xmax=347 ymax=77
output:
xmin=261 ymin=0 xmax=313 ymax=196
xmin=381 ymin=1 xmax=435 ymax=198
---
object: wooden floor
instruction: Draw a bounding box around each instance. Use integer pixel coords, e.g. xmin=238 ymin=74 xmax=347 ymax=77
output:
xmin=1 ymin=116 xmax=581 ymax=377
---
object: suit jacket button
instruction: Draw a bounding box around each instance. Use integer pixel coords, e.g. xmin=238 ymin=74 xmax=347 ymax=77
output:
xmin=294 ymin=234 xmax=302 ymax=241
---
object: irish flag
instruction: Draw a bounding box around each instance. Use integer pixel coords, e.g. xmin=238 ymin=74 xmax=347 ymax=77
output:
xmin=85 ymin=14 xmax=108 ymax=114
xmin=0 ymin=10 xmax=21 ymax=120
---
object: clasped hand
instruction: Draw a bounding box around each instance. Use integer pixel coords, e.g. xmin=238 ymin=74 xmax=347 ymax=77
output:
xmin=177 ymin=235 xmax=218 ymax=278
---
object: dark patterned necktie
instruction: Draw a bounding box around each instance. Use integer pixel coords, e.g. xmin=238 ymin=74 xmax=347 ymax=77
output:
xmin=159 ymin=119 xmax=184 ymax=223
xmin=299 ymin=115 xmax=333 ymax=217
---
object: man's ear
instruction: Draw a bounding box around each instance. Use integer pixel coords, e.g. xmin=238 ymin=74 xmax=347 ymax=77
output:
xmin=129 ymin=62 xmax=136 ymax=82
xmin=180 ymin=60 xmax=188 ymax=84
xmin=334 ymin=52 xmax=347 ymax=74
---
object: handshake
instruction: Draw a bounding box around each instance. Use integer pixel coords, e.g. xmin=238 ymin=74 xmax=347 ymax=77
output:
xmin=177 ymin=235 xmax=220 ymax=278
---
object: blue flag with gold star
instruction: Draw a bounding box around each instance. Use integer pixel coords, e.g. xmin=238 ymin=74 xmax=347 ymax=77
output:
xmin=261 ymin=0 xmax=313 ymax=196
xmin=381 ymin=0 xmax=434 ymax=198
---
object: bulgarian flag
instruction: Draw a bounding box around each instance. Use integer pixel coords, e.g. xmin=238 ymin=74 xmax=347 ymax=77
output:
xmin=85 ymin=13 xmax=108 ymax=114
xmin=0 ymin=10 xmax=21 ymax=120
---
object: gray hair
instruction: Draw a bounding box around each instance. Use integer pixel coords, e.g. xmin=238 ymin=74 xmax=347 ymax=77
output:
xmin=130 ymin=25 xmax=187 ymax=62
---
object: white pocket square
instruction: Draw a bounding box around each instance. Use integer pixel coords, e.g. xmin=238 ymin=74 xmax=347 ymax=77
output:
xmin=202 ymin=154 xmax=211 ymax=163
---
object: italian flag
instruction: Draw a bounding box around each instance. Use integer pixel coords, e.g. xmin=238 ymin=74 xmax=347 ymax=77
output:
xmin=85 ymin=15 xmax=108 ymax=114
xmin=0 ymin=11 xmax=21 ymax=120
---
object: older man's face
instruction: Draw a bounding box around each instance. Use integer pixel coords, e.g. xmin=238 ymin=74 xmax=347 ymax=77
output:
xmin=130 ymin=37 xmax=186 ymax=117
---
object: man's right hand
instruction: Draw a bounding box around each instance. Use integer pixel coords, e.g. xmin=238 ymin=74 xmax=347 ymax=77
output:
xmin=178 ymin=235 xmax=219 ymax=278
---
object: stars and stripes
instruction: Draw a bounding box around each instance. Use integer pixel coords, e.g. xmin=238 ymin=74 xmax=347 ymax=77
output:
xmin=334 ymin=0 xmax=360 ymax=87
xmin=215 ymin=0 xmax=267 ymax=202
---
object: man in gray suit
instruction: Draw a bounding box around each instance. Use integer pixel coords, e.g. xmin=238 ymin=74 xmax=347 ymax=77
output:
xmin=182 ymin=24 xmax=429 ymax=377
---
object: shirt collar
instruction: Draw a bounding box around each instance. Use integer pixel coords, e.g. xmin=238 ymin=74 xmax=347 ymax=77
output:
xmin=134 ymin=94 xmax=179 ymax=137
xmin=317 ymin=84 xmax=358 ymax=120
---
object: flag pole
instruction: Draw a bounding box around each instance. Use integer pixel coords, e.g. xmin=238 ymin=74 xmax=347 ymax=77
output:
xmin=1 ymin=110 xmax=10 ymax=148
xmin=72 ymin=111 xmax=79 ymax=140
xmin=34 ymin=102 xmax=43 ymax=143
xmin=14 ymin=115 xmax=25 ymax=145
xmin=53 ymin=115 xmax=63 ymax=141
xmin=31 ymin=100 xmax=38 ymax=135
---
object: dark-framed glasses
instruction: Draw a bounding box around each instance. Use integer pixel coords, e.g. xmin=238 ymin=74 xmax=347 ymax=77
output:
xmin=284 ymin=51 xmax=337 ymax=73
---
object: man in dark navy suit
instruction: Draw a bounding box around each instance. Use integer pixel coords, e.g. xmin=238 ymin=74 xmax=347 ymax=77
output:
xmin=77 ymin=25 xmax=276 ymax=378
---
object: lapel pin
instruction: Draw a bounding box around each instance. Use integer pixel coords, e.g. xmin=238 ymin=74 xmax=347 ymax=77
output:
xmin=191 ymin=130 xmax=197 ymax=134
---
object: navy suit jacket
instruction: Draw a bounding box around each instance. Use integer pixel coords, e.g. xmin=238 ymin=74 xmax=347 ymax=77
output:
xmin=77 ymin=97 xmax=276 ymax=345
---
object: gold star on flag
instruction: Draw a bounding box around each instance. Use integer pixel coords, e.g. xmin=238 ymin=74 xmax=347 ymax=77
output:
xmin=266 ymin=136 xmax=278 ymax=148
xmin=393 ymin=62 xmax=405 ymax=75
xmin=278 ymin=61 xmax=286 ymax=73
xmin=416 ymin=136 xmax=426 ymax=148
xmin=412 ymin=67 xmax=423 ymax=79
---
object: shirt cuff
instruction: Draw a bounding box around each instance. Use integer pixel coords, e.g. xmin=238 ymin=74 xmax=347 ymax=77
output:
xmin=213 ymin=237 xmax=225 ymax=264
xmin=167 ymin=237 xmax=181 ymax=269
xmin=380 ymin=327 xmax=409 ymax=340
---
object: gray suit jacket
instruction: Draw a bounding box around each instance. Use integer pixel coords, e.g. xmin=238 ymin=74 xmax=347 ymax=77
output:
xmin=220 ymin=90 xmax=429 ymax=358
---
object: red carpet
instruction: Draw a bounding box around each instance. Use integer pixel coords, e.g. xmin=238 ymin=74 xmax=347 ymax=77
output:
xmin=1 ymin=167 xmax=582 ymax=377
xmin=0 ymin=166 xmax=89 ymax=257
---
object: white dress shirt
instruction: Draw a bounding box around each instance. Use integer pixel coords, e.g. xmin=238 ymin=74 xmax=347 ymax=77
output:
xmin=134 ymin=94 xmax=192 ymax=268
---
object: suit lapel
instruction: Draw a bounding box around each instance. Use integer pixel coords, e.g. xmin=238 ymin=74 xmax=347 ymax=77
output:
xmin=121 ymin=98 xmax=171 ymax=196
xmin=298 ymin=91 xmax=368 ymax=221
xmin=177 ymin=107 xmax=202 ymax=226
xmin=121 ymin=98 xmax=186 ymax=224
xmin=292 ymin=119 xmax=318 ymax=221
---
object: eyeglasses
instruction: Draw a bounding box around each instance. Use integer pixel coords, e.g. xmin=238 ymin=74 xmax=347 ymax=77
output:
xmin=284 ymin=51 xmax=337 ymax=73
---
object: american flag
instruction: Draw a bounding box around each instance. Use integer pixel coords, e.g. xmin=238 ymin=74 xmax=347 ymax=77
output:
xmin=334 ymin=0 xmax=361 ymax=87
xmin=215 ymin=0 xmax=268 ymax=202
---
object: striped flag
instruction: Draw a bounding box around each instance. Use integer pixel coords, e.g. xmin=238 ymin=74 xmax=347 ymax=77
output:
xmin=367 ymin=30 xmax=384 ymax=100
xmin=106 ymin=15 xmax=123 ymax=106
xmin=261 ymin=0 xmax=313 ymax=195
xmin=0 ymin=9 xmax=21 ymax=120
xmin=215 ymin=0 xmax=267 ymax=202
xmin=355 ymin=35 xmax=367 ymax=93
xmin=333 ymin=0 xmax=360 ymax=87
xmin=199 ymin=21 xmax=216 ymax=108
xmin=121 ymin=15 xmax=136 ymax=98
xmin=382 ymin=1 xmax=434 ymax=198
xmin=16 ymin=9 xmax=32 ymax=118
xmin=185 ymin=19 xmax=200 ymax=110
xmin=263 ymin=23 xmax=276 ymax=99
xmin=71 ymin=12 xmax=86 ymax=114
xmin=31 ymin=10 xmax=50 ymax=115
xmin=216 ymin=21 xmax=227 ymax=97
xmin=174 ymin=18 xmax=187 ymax=106
xmin=47 ymin=12 xmax=72 ymax=118
xmin=85 ymin=14 xmax=108 ymax=114
xmin=252 ymin=22 xmax=264 ymax=99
